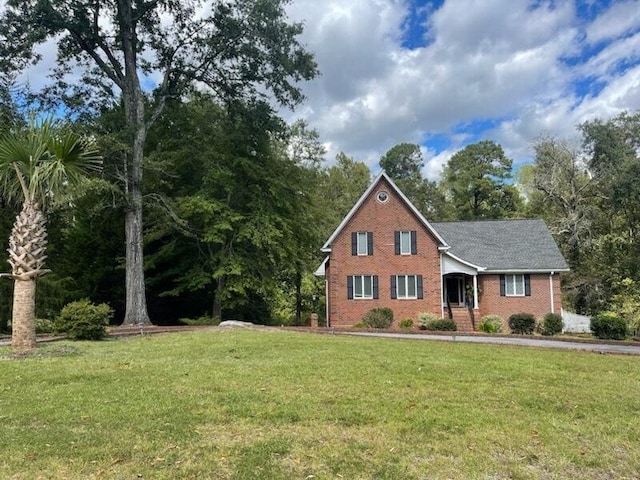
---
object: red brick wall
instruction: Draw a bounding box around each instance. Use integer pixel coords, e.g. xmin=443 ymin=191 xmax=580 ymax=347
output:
xmin=478 ymin=273 xmax=562 ymax=321
xmin=327 ymin=177 xmax=442 ymax=327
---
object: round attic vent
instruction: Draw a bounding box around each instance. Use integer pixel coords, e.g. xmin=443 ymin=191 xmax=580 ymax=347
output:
xmin=376 ymin=191 xmax=389 ymax=203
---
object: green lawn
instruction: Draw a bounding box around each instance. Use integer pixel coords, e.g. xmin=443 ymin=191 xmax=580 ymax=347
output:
xmin=1 ymin=329 xmax=639 ymax=479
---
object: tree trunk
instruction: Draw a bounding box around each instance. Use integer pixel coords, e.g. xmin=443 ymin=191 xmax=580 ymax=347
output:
xmin=119 ymin=0 xmax=151 ymax=325
xmin=213 ymin=276 xmax=225 ymax=320
xmin=11 ymin=279 xmax=37 ymax=351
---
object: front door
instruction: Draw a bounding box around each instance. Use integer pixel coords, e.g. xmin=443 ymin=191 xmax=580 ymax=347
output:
xmin=445 ymin=276 xmax=465 ymax=307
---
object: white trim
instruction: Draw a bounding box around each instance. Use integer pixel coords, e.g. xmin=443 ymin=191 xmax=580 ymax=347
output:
xmin=443 ymin=251 xmax=485 ymax=272
xmin=314 ymin=256 xmax=329 ymax=277
xmin=321 ymin=171 xmax=448 ymax=251
xmin=482 ymin=268 xmax=570 ymax=274
xmin=473 ymin=275 xmax=479 ymax=310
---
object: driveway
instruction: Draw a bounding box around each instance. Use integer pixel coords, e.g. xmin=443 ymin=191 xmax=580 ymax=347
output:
xmin=339 ymin=331 xmax=640 ymax=355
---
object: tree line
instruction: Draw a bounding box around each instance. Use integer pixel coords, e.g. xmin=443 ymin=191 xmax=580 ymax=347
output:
xmin=0 ymin=1 xmax=638 ymax=341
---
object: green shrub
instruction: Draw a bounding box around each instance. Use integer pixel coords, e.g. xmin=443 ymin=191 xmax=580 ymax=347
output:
xmin=361 ymin=307 xmax=394 ymax=329
xmin=539 ymin=313 xmax=563 ymax=336
xmin=54 ymin=299 xmax=113 ymax=340
xmin=399 ymin=318 xmax=414 ymax=330
xmin=35 ymin=318 xmax=55 ymax=334
xmin=478 ymin=315 xmax=503 ymax=333
xmin=421 ymin=318 xmax=457 ymax=331
xmin=417 ymin=312 xmax=441 ymax=330
xmin=591 ymin=313 xmax=628 ymax=340
xmin=508 ymin=313 xmax=536 ymax=335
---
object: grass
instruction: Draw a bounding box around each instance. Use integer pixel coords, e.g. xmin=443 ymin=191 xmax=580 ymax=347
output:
xmin=1 ymin=329 xmax=639 ymax=479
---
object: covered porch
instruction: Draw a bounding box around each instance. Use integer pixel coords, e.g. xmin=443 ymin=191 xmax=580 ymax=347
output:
xmin=440 ymin=252 xmax=483 ymax=331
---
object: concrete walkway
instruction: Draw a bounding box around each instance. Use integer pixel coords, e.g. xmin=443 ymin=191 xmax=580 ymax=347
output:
xmin=339 ymin=331 xmax=640 ymax=356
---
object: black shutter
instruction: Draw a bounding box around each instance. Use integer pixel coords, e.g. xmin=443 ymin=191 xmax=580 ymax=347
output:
xmin=373 ymin=276 xmax=379 ymax=299
xmin=347 ymin=276 xmax=354 ymax=299
xmin=417 ymin=275 xmax=423 ymax=299
xmin=500 ymin=275 xmax=506 ymax=296
xmin=411 ymin=231 xmax=417 ymax=255
xmin=524 ymin=275 xmax=531 ymax=296
xmin=390 ymin=275 xmax=397 ymax=299
xmin=394 ymin=231 xmax=400 ymax=255
xmin=351 ymin=233 xmax=357 ymax=256
xmin=367 ymin=232 xmax=374 ymax=255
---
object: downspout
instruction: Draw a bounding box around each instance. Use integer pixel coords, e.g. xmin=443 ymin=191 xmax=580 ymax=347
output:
xmin=325 ymin=278 xmax=330 ymax=327
xmin=440 ymin=253 xmax=445 ymax=319
xmin=549 ymin=272 xmax=555 ymax=313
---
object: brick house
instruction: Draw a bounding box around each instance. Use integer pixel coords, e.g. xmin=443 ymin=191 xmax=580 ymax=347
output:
xmin=315 ymin=171 xmax=569 ymax=331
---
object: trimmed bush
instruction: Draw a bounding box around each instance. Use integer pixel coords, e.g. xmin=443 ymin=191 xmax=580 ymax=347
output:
xmin=361 ymin=307 xmax=394 ymax=329
xmin=421 ymin=318 xmax=457 ymax=331
xmin=54 ymin=299 xmax=113 ymax=340
xmin=591 ymin=313 xmax=628 ymax=340
xmin=399 ymin=318 xmax=414 ymax=330
xmin=35 ymin=318 xmax=55 ymax=334
xmin=508 ymin=313 xmax=536 ymax=335
xmin=418 ymin=312 xmax=441 ymax=330
xmin=539 ymin=313 xmax=563 ymax=336
xmin=478 ymin=315 xmax=503 ymax=333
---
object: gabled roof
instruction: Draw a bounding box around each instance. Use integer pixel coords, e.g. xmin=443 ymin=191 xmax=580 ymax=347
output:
xmin=431 ymin=219 xmax=569 ymax=272
xmin=321 ymin=171 xmax=448 ymax=252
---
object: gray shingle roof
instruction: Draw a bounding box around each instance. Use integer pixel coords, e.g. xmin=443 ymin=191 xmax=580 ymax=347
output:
xmin=431 ymin=219 xmax=569 ymax=272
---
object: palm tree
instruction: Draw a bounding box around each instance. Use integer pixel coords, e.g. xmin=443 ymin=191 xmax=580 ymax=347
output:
xmin=0 ymin=117 xmax=101 ymax=351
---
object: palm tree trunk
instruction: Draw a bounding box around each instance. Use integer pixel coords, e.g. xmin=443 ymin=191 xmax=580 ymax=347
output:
xmin=11 ymin=278 xmax=37 ymax=351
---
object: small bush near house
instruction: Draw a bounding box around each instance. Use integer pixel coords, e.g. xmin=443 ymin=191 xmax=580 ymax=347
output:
xmin=508 ymin=313 xmax=536 ymax=335
xmin=421 ymin=318 xmax=457 ymax=331
xmin=478 ymin=315 xmax=503 ymax=333
xmin=418 ymin=312 xmax=440 ymax=330
xmin=539 ymin=313 xmax=563 ymax=336
xmin=54 ymin=299 xmax=114 ymax=341
xmin=399 ymin=318 xmax=414 ymax=330
xmin=590 ymin=313 xmax=628 ymax=340
xmin=361 ymin=307 xmax=394 ymax=329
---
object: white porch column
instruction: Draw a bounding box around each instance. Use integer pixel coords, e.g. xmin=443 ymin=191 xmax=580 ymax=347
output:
xmin=549 ymin=272 xmax=555 ymax=313
xmin=473 ymin=274 xmax=479 ymax=310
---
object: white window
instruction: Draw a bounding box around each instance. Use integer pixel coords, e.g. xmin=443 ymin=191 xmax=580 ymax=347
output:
xmin=505 ymin=274 xmax=525 ymax=296
xmin=354 ymin=275 xmax=374 ymax=299
xmin=396 ymin=275 xmax=417 ymax=299
xmin=357 ymin=232 xmax=369 ymax=256
xmin=399 ymin=231 xmax=411 ymax=255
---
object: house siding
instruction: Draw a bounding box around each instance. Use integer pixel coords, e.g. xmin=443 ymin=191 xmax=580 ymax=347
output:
xmin=478 ymin=273 xmax=562 ymax=321
xmin=327 ymin=177 xmax=442 ymax=328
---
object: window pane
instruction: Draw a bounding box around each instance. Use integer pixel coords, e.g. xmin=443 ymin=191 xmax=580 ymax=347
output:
xmin=505 ymin=275 xmax=515 ymax=295
xmin=357 ymin=232 xmax=368 ymax=255
xmin=364 ymin=276 xmax=372 ymax=297
xmin=407 ymin=275 xmax=416 ymax=297
xmin=400 ymin=231 xmax=411 ymax=254
xmin=514 ymin=275 xmax=524 ymax=295
xmin=354 ymin=276 xmax=363 ymax=297
xmin=397 ymin=275 xmax=406 ymax=297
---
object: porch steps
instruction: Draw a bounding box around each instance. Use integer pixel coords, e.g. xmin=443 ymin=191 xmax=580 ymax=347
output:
xmin=448 ymin=307 xmax=475 ymax=333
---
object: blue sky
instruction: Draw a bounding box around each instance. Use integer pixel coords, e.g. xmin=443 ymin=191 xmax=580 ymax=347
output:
xmin=285 ymin=0 xmax=640 ymax=178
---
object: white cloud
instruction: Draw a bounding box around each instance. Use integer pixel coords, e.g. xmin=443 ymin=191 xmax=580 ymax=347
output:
xmin=285 ymin=0 xmax=640 ymax=174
